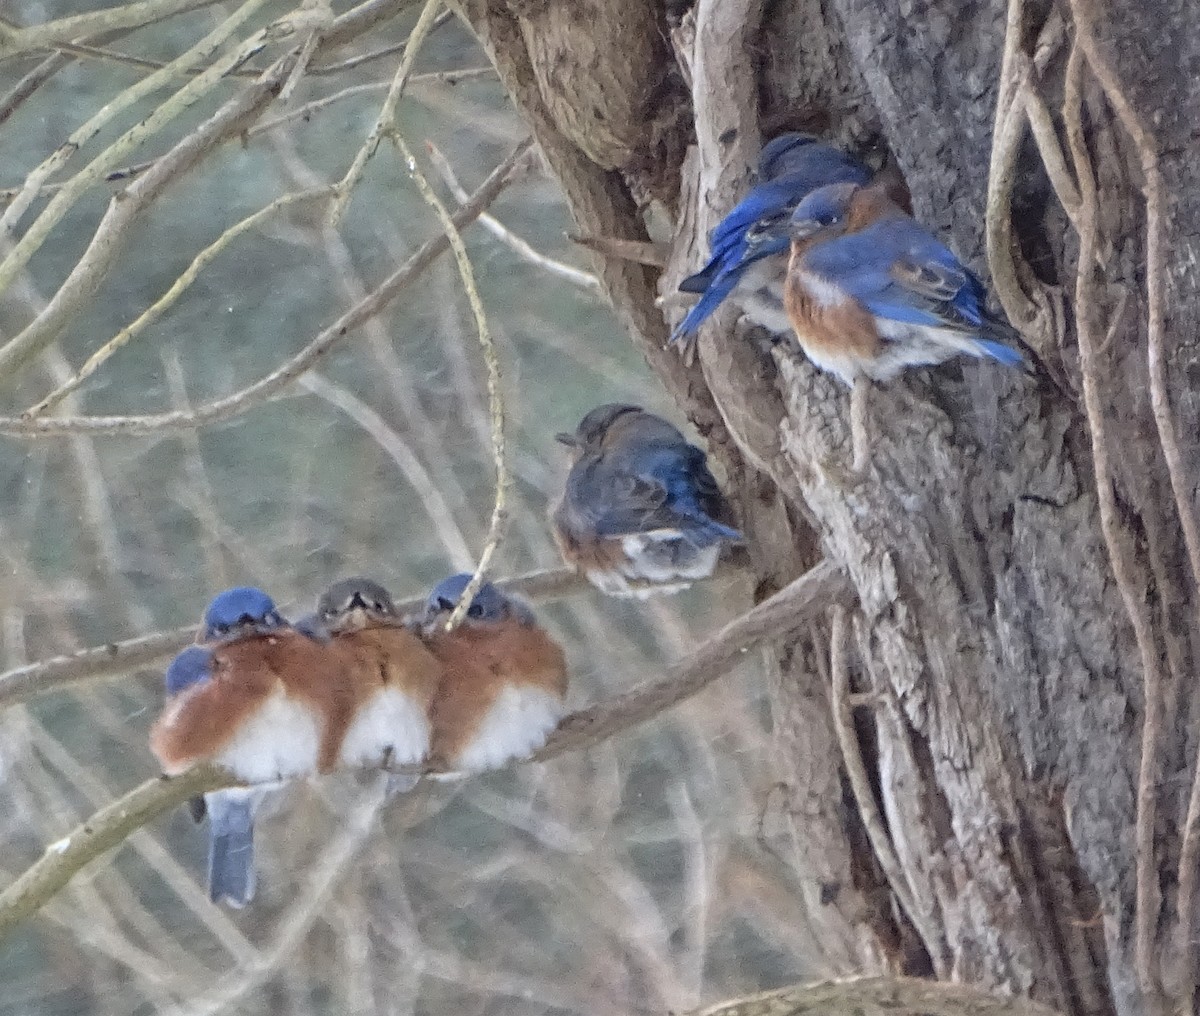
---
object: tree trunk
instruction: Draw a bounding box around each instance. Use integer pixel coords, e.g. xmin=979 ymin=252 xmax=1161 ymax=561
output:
xmin=450 ymin=2 xmax=1200 ymax=1015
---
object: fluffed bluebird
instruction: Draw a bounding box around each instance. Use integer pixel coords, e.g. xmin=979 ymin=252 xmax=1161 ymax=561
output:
xmin=672 ymin=132 xmax=873 ymax=345
xmin=150 ymin=587 xmax=354 ymax=907
xmin=418 ymin=574 xmax=567 ymax=774
xmin=551 ymin=404 xmax=741 ymax=598
xmin=783 ymin=181 xmax=1025 ymax=385
xmin=313 ymin=577 xmax=441 ymax=790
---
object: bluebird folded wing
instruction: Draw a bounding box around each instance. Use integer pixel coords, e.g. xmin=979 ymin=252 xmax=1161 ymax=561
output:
xmin=673 ymin=144 xmax=872 ymax=343
xmin=802 ymin=220 xmax=1024 ymax=365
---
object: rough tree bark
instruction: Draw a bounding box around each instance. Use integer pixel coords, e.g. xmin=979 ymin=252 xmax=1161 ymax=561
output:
xmin=450 ymin=2 xmax=1200 ymax=1016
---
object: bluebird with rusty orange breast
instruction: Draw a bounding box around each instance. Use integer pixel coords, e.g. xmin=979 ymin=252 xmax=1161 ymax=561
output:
xmin=551 ymin=404 xmax=741 ymax=598
xmin=783 ymin=181 xmax=1025 ymax=385
xmin=418 ymin=574 xmax=567 ymax=775
xmin=151 ymin=586 xmax=354 ymax=907
xmin=672 ymin=132 xmax=873 ymax=345
xmin=313 ymin=577 xmax=441 ymax=790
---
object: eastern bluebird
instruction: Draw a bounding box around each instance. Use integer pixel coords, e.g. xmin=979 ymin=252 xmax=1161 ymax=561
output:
xmin=150 ymin=586 xmax=354 ymax=907
xmin=418 ymin=574 xmax=567 ymax=774
xmin=313 ymin=577 xmax=441 ymax=790
xmin=783 ymin=181 xmax=1025 ymax=385
xmin=672 ymin=132 xmax=873 ymax=345
xmin=551 ymin=404 xmax=742 ymax=598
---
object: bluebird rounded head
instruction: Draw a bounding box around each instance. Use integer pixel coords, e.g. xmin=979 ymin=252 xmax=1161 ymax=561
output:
xmin=202 ymin=587 xmax=284 ymax=640
xmin=757 ymin=132 xmax=819 ymax=180
xmin=555 ymin=403 xmax=641 ymax=451
xmin=424 ymin=573 xmax=531 ymax=625
xmin=789 ymin=182 xmax=858 ymax=241
xmin=318 ymin=577 xmax=397 ymax=630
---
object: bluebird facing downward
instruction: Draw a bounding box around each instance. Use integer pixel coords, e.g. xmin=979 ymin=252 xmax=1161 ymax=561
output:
xmin=783 ymin=181 xmax=1024 ymax=385
xmin=151 ymin=586 xmax=352 ymax=907
xmin=672 ymin=132 xmax=873 ymax=345
xmin=419 ymin=574 xmax=567 ymax=775
xmin=552 ymin=405 xmax=741 ymax=598
xmin=314 ymin=577 xmax=441 ymax=789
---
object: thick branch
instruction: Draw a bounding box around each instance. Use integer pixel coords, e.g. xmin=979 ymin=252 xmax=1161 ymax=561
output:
xmin=688 ymin=976 xmax=1064 ymax=1016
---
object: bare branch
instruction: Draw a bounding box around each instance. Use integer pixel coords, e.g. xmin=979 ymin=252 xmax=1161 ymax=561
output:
xmin=0 ymin=560 xmax=845 ymax=941
xmin=686 ymin=975 xmax=1064 ymax=1016
xmin=326 ymin=0 xmax=443 ymax=228
xmin=25 ymin=187 xmax=336 ymax=418
xmin=0 ymin=0 xmax=215 ymax=60
xmin=426 ymin=141 xmax=602 ymax=292
xmin=390 ymin=132 xmax=509 ymax=630
xmin=0 ymin=138 xmax=532 ymax=437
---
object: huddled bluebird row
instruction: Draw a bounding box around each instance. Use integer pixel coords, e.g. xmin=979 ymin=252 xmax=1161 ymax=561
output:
xmin=672 ymin=132 xmax=1025 ymax=383
xmin=150 ymin=404 xmax=743 ymax=906
xmin=149 ymin=130 xmax=1023 ymax=908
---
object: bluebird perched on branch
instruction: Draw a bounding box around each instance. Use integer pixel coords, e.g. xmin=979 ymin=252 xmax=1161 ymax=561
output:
xmin=672 ymin=132 xmax=873 ymax=345
xmin=418 ymin=574 xmax=567 ymax=775
xmin=313 ymin=576 xmax=441 ymax=791
xmin=150 ymin=586 xmax=354 ymax=907
xmin=551 ymin=404 xmax=741 ymax=598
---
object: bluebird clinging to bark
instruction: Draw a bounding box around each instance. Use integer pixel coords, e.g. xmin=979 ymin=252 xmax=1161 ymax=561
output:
xmin=418 ymin=574 xmax=567 ymax=775
xmin=150 ymin=587 xmax=353 ymax=908
xmin=551 ymin=404 xmax=741 ymax=598
xmin=783 ymin=181 xmax=1025 ymax=385
xmin=672 ymin=132 xmax=873 ymax=345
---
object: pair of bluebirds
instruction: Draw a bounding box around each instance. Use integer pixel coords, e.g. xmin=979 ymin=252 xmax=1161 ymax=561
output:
xmin=671 ymin=131 xmax=1024 ymax=383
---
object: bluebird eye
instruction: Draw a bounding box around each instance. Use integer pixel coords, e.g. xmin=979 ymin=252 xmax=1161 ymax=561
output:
xmin=373 ymin=601 xmax=385 ymax=612
xmin=211 ymin=623 xmax=228 ymax=636
xmin=467 ymin=603 xmax=484 ymax=619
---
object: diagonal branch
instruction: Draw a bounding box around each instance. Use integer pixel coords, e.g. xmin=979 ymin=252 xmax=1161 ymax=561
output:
xmin=0 ymin=561 xmax=847 ymax=941
xmin=0 ymin=139 xmax=532 ymax=437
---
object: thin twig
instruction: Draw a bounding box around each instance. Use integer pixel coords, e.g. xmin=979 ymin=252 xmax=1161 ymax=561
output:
xmin=0 ymin=71 xmax=496 ymax=206
xmin=390 ymin=132 xmax=509 ymax=631
xmin=1062 ymin=33 xmax=1165 ymax=1009
xmin=25 ymin=187 xmax=335 ymax=418
xmin=326 ymin=0 xmax=442 ymax=229
xmin=827 ymin=607 xmax=941 ymax=973
xmin=0 ymin=560 xmax=847 ymax=941
xmin=1069 ymin=6 xmax=1198 ymax=997
xmin=0 ymin=0 xmax=273 ymax=272
xmin=425 ymin=140 xmax=602 ymax=293
xmin=0 ymin=139 xmax=532 ymax=436
xmin=0 ymin=0 xmax=214 ymax=60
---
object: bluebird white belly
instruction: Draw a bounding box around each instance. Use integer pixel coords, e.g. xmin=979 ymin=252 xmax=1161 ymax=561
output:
xmin=214 ymin=688 xmax=322 ymax=783
xmin=584 ymin=532 xmax=721 ymax=599
xmin=452 ymin=686 xmax=565 ymax=773
xmin=339 ymin=687 xmax=431 ymax=768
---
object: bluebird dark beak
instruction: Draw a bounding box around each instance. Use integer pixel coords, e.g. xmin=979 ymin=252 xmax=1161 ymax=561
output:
xmin=555 ymin=432 xmax=578 ymax=447
xmin=348 ymin=592 xmax=368 ymax=610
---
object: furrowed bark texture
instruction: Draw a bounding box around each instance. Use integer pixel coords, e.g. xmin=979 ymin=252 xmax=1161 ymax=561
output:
xmin=452 ymin=2 xmax=1200 ymax=1016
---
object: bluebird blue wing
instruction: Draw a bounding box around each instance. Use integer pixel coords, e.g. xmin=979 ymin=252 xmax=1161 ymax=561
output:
xmin=587 ymin=449 xmax=741 ymax=546
xmin=205 ymin=788 xmax=262 ymax=908
xmin=800 ymin=220 xmax=1023 ymax=362
xmin=674 ymin=147 xmax=873 ymax=343
xmin=165 ymin=645 xmax=214 ymax=696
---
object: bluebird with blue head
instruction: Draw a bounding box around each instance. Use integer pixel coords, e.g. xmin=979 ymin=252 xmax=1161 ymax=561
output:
xmin=313 ymin=577 xmax=440 ymax=792
xmin=672 ymin=133 xmax=873 ymax=345
xmin=551 ymin=405 xmax=741 ymax=598
xmin=151 ymin=586 xmax=353 ymax=908
xmin=783 ymin=181 xmax=1025 ymax=385
xmin=418 ymin=573 xmax=566 ymax=775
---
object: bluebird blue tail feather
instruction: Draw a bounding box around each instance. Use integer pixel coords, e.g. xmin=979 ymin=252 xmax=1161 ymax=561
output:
xmin=206 ymin=791 xmax=257 ymax=908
